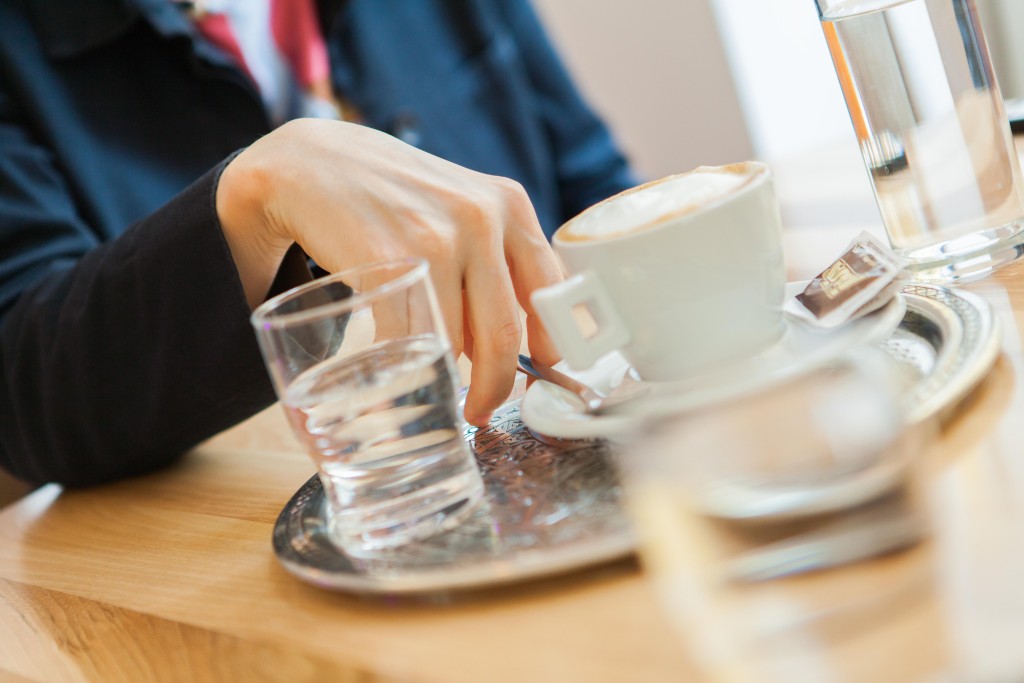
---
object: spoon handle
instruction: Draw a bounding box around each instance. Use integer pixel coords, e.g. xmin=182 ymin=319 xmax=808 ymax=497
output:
xmin=517 ymin=355 xmax=604 ymax=411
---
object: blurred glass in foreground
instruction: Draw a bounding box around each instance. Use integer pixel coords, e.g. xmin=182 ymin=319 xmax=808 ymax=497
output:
xmin=619 ymin=349 xmax=943 ymax=682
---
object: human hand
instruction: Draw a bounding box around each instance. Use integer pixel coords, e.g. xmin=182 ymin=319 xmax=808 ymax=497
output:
xmin=217 ymin=119 xmax=563 ymax=426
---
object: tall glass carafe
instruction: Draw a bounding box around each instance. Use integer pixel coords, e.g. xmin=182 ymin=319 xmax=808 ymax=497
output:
xmin=815 ymin=0 xmax=1024 ymax=282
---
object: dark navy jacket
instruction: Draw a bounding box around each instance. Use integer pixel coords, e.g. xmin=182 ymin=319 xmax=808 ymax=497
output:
xmin=0 ymin=0 xmax=635 ymax=486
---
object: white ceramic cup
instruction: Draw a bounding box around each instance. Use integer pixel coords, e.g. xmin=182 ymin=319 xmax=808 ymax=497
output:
xmin=531 ymin=161 xmax=787 ymax=381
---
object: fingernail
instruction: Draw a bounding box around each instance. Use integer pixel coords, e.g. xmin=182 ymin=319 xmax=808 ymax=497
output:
xmin=469 ymin=411 xmax=493 ymax=427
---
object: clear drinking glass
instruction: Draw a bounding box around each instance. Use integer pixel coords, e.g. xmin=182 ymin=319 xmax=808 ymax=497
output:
xmin=251 ymin=259 xmax=484 ymax=556
xmin=815 ymin=0 xmax=1024 ymax=282
xmin=619 ymin=349 xmax=941 ymax=681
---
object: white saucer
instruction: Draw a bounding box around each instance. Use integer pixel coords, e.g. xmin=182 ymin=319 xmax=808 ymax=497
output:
xmin=520 ymin=283 xmax=907 ymax=440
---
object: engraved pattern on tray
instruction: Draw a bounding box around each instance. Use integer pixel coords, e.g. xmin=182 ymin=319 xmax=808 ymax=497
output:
xmin=273 ymin=283 xmax=999 ymax=593
xmin=886 ymin=283 xmax=999 ymax=423
xmin=273 ymin=399 xmax=634 ymax=593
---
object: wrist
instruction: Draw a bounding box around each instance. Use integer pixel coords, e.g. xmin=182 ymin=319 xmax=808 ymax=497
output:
xmin=216 ymin=149 xmax=294 ymax=308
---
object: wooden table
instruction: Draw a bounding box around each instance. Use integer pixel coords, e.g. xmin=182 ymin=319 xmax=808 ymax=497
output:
xmin=4 ymin=142 xmax=1024 ymax=682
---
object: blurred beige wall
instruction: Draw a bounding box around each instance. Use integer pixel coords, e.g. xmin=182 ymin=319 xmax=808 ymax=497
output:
xmin=532 ymin=0 xmax=754 ymax=181
xmin=978 ymin=0 xmax=1024 ymax=100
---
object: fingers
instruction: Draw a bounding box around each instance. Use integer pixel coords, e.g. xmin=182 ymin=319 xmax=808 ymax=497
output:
xmin=429 ymin=261 xmax=465 ymax=361
xmin=462 ymin=251 xmax=522 ymax=427
xmin=364 ymin=266 xmax=414 ymax=344
xmin=461 ymin=291 xmax=475 ymax=362
xmin=503 ymin=196 xmax=564 ymax=367
xmin=248 ymin=124 xmax=558 ymax=424
xmin=458 ymin=180 xmax=562 ymax=426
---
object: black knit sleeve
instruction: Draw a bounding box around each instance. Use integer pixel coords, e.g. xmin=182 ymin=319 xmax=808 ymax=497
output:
xmin=0 ymin=155 xmax=299 ymax=487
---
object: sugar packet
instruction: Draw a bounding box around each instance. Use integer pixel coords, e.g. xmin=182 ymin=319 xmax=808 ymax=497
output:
xmin=785 ymin=231 xmax=906 ymax=330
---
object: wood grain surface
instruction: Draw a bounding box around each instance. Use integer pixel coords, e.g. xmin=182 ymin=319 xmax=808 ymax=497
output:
xmin=5 ymin=145 xmax=1024 ymax=681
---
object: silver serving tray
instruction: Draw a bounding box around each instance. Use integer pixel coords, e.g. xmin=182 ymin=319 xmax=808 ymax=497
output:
xmin=272 ymin=398 xmax=632 ymax=594
xmin=889 ymin=284 xmax=1000 ymax=423
xmin=272 ymin=283 xmax=999 ymax=594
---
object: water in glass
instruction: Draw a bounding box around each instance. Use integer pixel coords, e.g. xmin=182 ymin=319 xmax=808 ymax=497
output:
xmin=821 ymin=0 xmax=1024 ymax=273
xmin=284 ymin=334 xmax=484 ymax=553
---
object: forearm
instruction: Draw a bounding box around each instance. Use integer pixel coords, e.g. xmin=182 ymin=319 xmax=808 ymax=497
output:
xmin=0 ymin=161 xmax=299 ymax=487
xmin=216 ymin=150 xmax=296 ymax=309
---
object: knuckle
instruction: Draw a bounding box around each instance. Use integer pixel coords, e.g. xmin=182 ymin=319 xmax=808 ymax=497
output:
xmin=493 ymin=177 xmax=543 ymax=238
xmin=496 ymin=177 xmax=533 ymax=215
xmin=454 ymin=176 xmax=531 ymax=239
xmin=493 ymin=175 xmax=528 ymax=200
xmin=456 ymin=199 xmax=501 ymax=240
xmin=420 ymin=228 xmax=458 ymax=261
xmin=484 ymin=319 xmax=522 ymax=358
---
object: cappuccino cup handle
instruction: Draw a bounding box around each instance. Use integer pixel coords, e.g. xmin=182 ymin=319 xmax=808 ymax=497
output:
xmin=530 ymin=271 xmax=631 ymax=372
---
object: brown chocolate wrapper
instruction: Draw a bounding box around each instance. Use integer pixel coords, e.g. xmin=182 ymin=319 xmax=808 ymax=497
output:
xmin=787 ymin=232 xmax=906 ymax=330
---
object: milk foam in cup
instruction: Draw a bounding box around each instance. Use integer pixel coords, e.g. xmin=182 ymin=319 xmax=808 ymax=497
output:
xmin=558 ymin=167 xmax=756 ymax=243
xmin=532 ymin=161 xmax=786 ymax=381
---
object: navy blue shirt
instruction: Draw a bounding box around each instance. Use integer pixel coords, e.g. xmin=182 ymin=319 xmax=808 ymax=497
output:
xmin=0 ymin=0 xmax=635 ymax=486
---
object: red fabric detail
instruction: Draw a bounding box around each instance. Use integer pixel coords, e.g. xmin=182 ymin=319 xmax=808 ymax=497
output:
xmin=194 ymin=13 xmax=254 ymax=82
xmin=270 ymin=0 xmax=331 ymax=89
